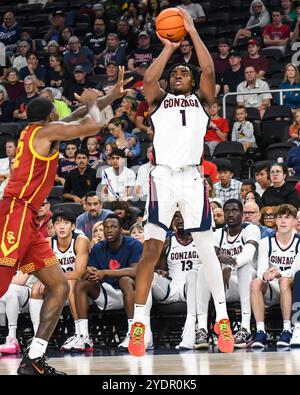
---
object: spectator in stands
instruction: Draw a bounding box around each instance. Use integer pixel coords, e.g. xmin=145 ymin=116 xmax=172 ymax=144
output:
xmin=56 ymin=142 xmax=78 ymax=186
xmin=90 ymin=220 xmax=105 ymax=249
xmin=241 ymin=180 xmax=256 ymax=203
xmin=44 ymin=10 xmax=67 ymax=43
xmin=0 ymin=11 xmax=22 ymax=55
xmin=19 ymin=52 xmax=46 ymax=88
xmin=203 ymin=159 xmax=219 ymax=185
xmin=12 ymin=41 xmax=30 ymax=71
xmin=39 ymin=88 xmax=71 ymax=119
xmin=213 ymin=207 xmax=225 ymax=228
xmin=204 ymin=99 xmax=229 ymax=156
xmin=100 ymin=148 xmax=136 ymax=201
xmin=237 ymin=66 xmax=272 ymax=118
xmin=98 ymin=33 xmax=127 ymax=69
xmin=130 ymin=222 xmax=144 ymax=244
xmin=72 ymin=214 xmax=151 ymax=352
xmin=231 ymin=105 xmax=256 ymax=151
xmin=112 ymin=200 xmax=135 ymax=234
xmin=172 ymin=37 xmax=199 ymax=68
xmin=251 ymin=204 xmax=297 ymax=348
xmin=63 ymin=36 xmax=94 ymax=77
xmin=76 ymin=191 xmax=113 ymax=240
xmin=244 ymin=190 xmax=263 ymax=208
xmin=287 ymin=144 xmax=300 ymax=176
xmin=262 ymin=163 xmax=300 ymax=208
xmin=4 ymin=68 xmax=25 ymax=105
xmin=46 ymin=54 xmax=66 ymax=92
xmin=262 ymin=9 xmax=290 ymax=54
xmin=277 ymin=63 xmax=300 ymax=109
xmin=233 ymin=0 xmax=270 ymax=47
xmin=295 ymin=210 xmax=300 ymax=233
xmin=289 ymin=109 xmax=300 ymax=142
xmin=134 ymin=94 xmax=152 ymax=136
xmin=214 ymin=160 xmax=242 ymax=205
xmin=212 ymin=38 xmax=231 ymax=80
xmin=115 ymin=96 xmax=138 ymax=132
xmin=0 ymin=139 xmax=17 ymax=187
xmin=13 ymin=76 xmax=38 ymax=122
xmin=85 ymin=18 xmax=107 ymax=63
xmin=96 ymin=61 xmax=119 ymax=97
xmin=37 ymin=199 xmax=52 ymax=238
xmin=281 ymin=0 xmax=297 ymax=26
xmin=123 ymin=2 xmax=144 ymax=31
xmin=254 ymin=162 xmax=271 ymax=196
xmin=62 ymin=65 xmax=92 ymax=107
xmin=242 ymin=39 xmax=269 ymax=79
xmin=260 ymin=205 xmax=277 ymax=230
xmin=145 ymin=0 xmax=161 ymax=30
xmin=243 ymin=201 xmax=274 ymax=238
xmin=46 ymin=40 xmax=60 ymax=58
xmin=116 ymin=18 xmax=138 ymax=52
xmin=290 ymin=5 xmax=300 ymax=43
xmin=0 ymin=85 xmax=13 ymax=122
xmin=58 ymin=26 xmax=73 ymax=54
xmin=223 ymin=50 xmax=245 ymax=94
xmin=135 ymin=144 xmax=153 ymax=199
xmin=104 ymin=117 xmax=141 ymax=164
xmin=63 ymin=149 xmax=97 ymax=203
xmin=128 ymin=31 xmax=157 ymax=72
xmin=179 ymin=0 xmax=206 ymax=26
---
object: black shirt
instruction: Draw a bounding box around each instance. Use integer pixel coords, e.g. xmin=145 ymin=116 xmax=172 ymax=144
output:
xmin=63 ymin=167 xmax=97 ymax=200
xmin=262 ymin=183 xmax=300 ymax=208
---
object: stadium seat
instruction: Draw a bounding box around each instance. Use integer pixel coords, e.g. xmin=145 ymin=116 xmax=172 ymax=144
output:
xmin=48 ymin=186 xmax=63 ymax=208
xmin=213 ymin=141 xmax=245 ymax=178
xmin=260 ymin=120 xmax=290 ymax=149
xmin=52 ymin=202 xmax=84 ymax=217
xmin=265 ymin=142 xmax=294 ymax=161
xmin=286 ymin=176 xmax=300 ymax=189
xmin=262 ymin=105 xmax=292 ymax=121
xmin=246 ymin=107 xmax=261 ymax=122
xmin=0 ymin=123 xmax=22 ymax=137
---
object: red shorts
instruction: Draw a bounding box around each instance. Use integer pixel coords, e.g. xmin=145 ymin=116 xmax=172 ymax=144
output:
xmin=0 ymin=197 xmax=59 ymax=274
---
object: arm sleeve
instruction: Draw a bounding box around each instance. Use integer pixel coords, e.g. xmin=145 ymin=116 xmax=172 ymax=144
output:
xmin=236 ymin=224 xmax=261 ymax=269
xmin=257 ymin=238 xmax=270 ymax=280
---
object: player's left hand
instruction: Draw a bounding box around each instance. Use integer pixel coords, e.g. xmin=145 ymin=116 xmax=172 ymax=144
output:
xmin=177 ymin=7 xmax=196 ymax=34
xmin=74 ymin=89 xmax=99 ymax=105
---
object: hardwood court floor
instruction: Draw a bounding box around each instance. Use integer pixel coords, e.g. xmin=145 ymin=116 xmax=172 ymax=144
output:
xmin=0 ymin=349 xmax=300 ymax=375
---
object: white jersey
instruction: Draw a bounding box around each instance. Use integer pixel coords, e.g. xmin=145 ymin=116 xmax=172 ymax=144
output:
xmin=214 ymin=223 xmax=260 ymax=273
xmin=51 ymin=233 xmax=79 ymax=273
xmin=166 ymin=234 xmax=202 ymax=283
xmin=150 ymin=93 xmax=209 ymax=170
xmin=257 ymin=234 xmax=300 ymax=279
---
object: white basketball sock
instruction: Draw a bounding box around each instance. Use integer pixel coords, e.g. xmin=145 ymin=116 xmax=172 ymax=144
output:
xmin=133 ymin=304 xmax=146 ymax=325
xmin=74 ymin=320 xmax=80 ymax=336
xmin=78 ymin=319 xmax=89 ymax=337
xmin=196 ymin=269 xmax=211 ymax=331
xmin=28 ymin=337 xmax=48 ymax=359
xmin=29 ymin=299 xmax=43 ymax=335
xmin=256 ymin=322 xmax=265 ymax=332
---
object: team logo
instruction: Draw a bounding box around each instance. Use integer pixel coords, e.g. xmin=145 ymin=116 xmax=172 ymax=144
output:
xmin=109 ymin=259 xmax=121 ymax=269
xmin=6 ymin=231 xmax=16 ymax=245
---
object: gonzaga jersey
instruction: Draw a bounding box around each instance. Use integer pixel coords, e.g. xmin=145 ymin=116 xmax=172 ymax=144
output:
xmin=166 ymin=235 xmax=202 ymax=283
xmin=4 ymin=125 xmax=59 ymax=211
xmin=150 ymin=93 xmax=209 ymax=170
xmin=51 ymin=233 xmax=79 ymax=273
xmin=267 ymin=234 xmax=300 ymax=272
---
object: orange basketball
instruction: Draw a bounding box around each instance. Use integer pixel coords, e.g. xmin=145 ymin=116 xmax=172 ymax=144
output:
xmin=156 ymin=8 xmax=187 ymax=42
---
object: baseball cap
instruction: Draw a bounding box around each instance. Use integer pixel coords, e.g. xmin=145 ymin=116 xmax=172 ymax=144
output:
xmin=74 ymin=65 xmax=85 ymax=73
xmin=248 ymin=38 xmax=260 ymax=47
xmin=106 ymin=60 xmax=118 ymax=67
xmin=138 ymin=31 xmax=150 ymax=38
xmin=229 ymin=49 xmax=241 ymax=58
xmin=53 ymin=10 xmax=66 ymax=17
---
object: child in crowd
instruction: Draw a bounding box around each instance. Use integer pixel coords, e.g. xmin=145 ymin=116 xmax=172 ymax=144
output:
xmin=231 ymin=105 xmax=256 ymax=151
xmin=87 ymin=136 xmax=101 ymax=168
xmin=288 ymin=109 xmax=300 ymax=145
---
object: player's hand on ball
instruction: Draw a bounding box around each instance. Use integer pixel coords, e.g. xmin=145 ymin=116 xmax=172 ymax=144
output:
xmin=156 ymin=32 xmax=181 ymax=49
xmin=177 ymin=7 xmax=196 ymax=34
xmin=74 ymin=89 xmax=99 ymax=105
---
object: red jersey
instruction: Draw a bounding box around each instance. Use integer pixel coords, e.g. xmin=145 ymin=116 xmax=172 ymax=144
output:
xmin=4 ymin=124 xmax=59 ymax=211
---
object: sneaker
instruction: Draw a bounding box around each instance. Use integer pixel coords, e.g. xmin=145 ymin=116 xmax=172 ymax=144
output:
xmin=277 ymin=330 xmax=292 ymax=347
xmin=128 ymin=322 xmax=146 ymax=357
xmin=0 ymin=337 xmax=20 ymax=354
xmin=176 ymin=320 xmax=196 ymax=350
xmin=194 ymin=328 xmax=209 ymax=349
xmin=60 ymin=335 xmax=78 ymax=352
xmin=17 ymin=354 xmax=66 ymax=375
xmin=214 ymin=319 xmax=234 ymax=353
xmin=251 ymin=330 xmax=267 ymax=348
xmin=291 ymin=326 xmax=300 ymax=348
xmin=71 ymin=335 xmax=93 ymax=352
xmin=234 ymin=328 xmax=252 ymax=349
xmin=118 ymin=333 xmax=130 ymax=350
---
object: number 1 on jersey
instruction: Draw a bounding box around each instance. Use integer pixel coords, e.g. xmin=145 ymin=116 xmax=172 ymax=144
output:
xmin=180 ymin=110 xmax=186 ymax=126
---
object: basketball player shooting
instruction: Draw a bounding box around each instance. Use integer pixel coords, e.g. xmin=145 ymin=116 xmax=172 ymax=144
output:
xmin=0 ymin=67 xmax=131 ymax=375
xmin=128 ymin=8 xmax=234 ymax=356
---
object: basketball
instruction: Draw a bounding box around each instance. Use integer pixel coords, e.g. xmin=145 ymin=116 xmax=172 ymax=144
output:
xmin=156 ymin=8 xmax=187 ymax=42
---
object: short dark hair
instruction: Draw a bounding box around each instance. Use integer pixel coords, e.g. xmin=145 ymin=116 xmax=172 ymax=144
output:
xmin=254 ymin=161 xmax=270 ymax=176
xmin=109 ymin=148 xmax=125 ymax=158
xmin=75 ymin=148 xmax=89 ymax=158
xmin=242 ymin=180 xmax=256 ymax=191
xmin=27 ymin=97 xmax=54 ymax=122
xmin=245 ymin=191 xmax=263 ymax=209
xmin=216 ymin=159 xmax=233 ymax=173
xmin=52 ymin=209 xmax=76 ymax=224
xmin=85 ymin=191 xmax=101 ymax=202
xmin=104 ymin=213 xmax=123 ymax=228
xmin=223 ymin=198 xmax=243 ymax=212
xmin=275 ymin=204 xmax=297 ymax=218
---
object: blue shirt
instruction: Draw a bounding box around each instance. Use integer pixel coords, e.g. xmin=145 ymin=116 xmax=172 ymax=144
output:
xmin=89 ymin=236 xmax=143 ymax=288
xmin=276 ymin=81 xmax=300 ymax=109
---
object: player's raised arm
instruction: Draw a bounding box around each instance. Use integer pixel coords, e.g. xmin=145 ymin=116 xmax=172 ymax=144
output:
xmin=178 ymin=7 xmax=215 ymax=105
xmin=144 ymin=35 xmax=181 ymax=109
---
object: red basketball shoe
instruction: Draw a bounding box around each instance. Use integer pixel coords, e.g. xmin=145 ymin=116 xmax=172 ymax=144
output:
xmin=128 ymin=322 xmax=146 ymax=357
xmin=214 ymin=318 xmax=234 ymax=353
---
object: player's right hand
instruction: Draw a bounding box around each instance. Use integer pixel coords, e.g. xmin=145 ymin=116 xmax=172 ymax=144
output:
xmin=110 ymin=66 xmax=133 ymax=99
xmin=156 ymin=32 xmax=181 ymax=49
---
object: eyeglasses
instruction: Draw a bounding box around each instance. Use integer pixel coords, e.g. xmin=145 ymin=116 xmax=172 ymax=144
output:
xmin=270 ymin=170 xmax=283 ymax=175
xmin=263 ymin=213 xmax=275 ymax=219
xmin=243 ymin=211 xmax=258 ymax=215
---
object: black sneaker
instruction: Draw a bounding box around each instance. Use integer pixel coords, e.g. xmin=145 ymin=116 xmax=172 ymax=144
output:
xmin=17 ymin=354 xmax=67 ymax=375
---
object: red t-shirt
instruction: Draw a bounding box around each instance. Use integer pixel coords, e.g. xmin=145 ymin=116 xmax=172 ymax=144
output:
xmin=203 ymin=160 xmax=219 ymax=184
xmin=205 ymin=117 xmax=229 ymax=142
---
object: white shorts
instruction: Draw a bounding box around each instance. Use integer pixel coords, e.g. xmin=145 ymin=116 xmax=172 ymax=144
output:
xmin=94 ymin=282 xmax=124 ymax=311
xmin=152 ymin=273 xmax=186 ymax=304
xmin=144 ymin=165 xmax=211 ymax=241
xmin=264 ymin=279 xmax=280 ymax=306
